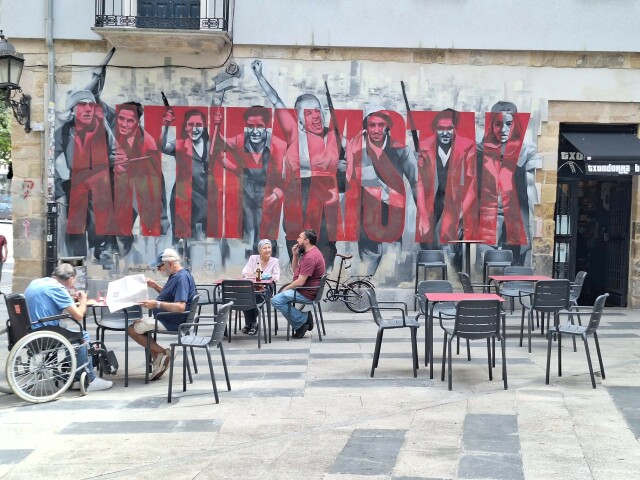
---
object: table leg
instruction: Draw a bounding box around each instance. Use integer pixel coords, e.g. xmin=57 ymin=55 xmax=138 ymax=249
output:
xmin=465 ymin=243 xmax=471 ymax=276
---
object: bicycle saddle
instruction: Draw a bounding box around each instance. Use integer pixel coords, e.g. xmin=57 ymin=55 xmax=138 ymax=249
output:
xmin=337 ymin=253 xmax=353 ymax=260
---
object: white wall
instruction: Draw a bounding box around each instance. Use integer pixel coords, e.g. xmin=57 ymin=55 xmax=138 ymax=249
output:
xmin=2 ymin=0 xmax=640 ymax=52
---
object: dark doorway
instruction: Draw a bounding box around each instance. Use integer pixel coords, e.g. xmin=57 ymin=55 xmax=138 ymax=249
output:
xmin=554 ymin=124 xmax=634 ymax=307
xmin=137 ymin=0 xmax=201 ymax=29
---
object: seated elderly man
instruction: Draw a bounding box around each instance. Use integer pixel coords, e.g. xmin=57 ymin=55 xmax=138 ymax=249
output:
xmin=128 ymin=248 xmax=196 ymax=381
xmin=24 ymin=263 xmax=113 ymax=392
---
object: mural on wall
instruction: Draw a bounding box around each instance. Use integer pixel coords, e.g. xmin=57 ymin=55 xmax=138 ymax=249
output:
xmin=53 ymin=52 xmax=541 ymax=285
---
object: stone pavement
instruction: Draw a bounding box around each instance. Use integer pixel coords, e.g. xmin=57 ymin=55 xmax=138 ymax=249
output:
xmin=0 ymin=303 xmax=639 ymax=480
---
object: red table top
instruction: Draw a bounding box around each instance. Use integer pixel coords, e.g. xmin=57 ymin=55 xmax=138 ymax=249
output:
xmin=447 ymin=239 xmax=485 ymax=244
xmin=489 ymin=275 xmax=552 ymax=282
xmin=425 ymin=293 xmax=504 ymax=302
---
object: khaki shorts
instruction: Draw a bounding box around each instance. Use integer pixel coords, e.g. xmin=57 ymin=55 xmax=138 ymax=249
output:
xmin=132 ymin=317 xmax=168 ymax=334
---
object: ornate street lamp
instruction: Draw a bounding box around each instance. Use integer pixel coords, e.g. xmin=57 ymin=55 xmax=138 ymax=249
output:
xmin=0 ymin=30 xmax=31 ymax=133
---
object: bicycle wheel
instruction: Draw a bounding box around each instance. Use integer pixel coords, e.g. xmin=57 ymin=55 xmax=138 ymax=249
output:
xmin=344 ymin=280 xmax=375 ymax=313
xmin=7 ymin=330 xmax=77 ymax=403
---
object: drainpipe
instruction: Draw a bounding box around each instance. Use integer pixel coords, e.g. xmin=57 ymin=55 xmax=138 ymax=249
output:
xmin=45 ymin=0 xmax=58 ymax=276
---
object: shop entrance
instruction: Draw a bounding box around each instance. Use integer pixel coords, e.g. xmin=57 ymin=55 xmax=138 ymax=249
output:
xmin=554 ymin=124 xmax=635 ymax=307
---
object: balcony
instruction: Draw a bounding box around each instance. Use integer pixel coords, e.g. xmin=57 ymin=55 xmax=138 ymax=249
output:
xmin=93 ymin=0 xmax=231 ymax=56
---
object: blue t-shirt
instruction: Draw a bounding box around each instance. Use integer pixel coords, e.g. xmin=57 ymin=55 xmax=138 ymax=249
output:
xmin=154 ymin=268 xmax=196 ymax=330
xmin=24 ymin=277 xmax=74 ymax=327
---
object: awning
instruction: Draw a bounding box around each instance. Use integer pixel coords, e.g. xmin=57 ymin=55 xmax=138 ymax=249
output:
xmin=562 ymin=132 xmax=640 ymax=175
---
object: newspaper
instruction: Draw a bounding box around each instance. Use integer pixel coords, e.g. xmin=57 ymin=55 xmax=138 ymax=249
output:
xmin=106 ymin=274 xmax=149 ymax=312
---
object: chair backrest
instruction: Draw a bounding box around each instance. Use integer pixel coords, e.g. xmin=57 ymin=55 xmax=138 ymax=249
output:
xmin=97 ymin=305 xmax=143 ymax=324
xmin=504 ymin=266 xmax=533 ymax=275
xmin=484 ymin=249 xmax=513 ymax=265
xmin=532 ymin=280 xmax=571 ymax=312
xmin=5 ymin=293 xmax=33 ymax=348
xmin=570 ymin=271 xmax=588 ymax=301
xmin=585 ymin=293 xmax=608 ymax=333
xmin=185 ymin=293 xmax=200 ymax=322
xmin=453 ymin=300 xmax=501 ymax=339
xmin=312 ymin=273 xmax=329 ymax=304
xmin=417 ymin=280 xmax=454 ymax=295
xmin=222 ymin=280 xmax=257 ymax=312
xmin=458 ymin=272 xmax=475 ymax=293
xmin=417 ymin=249 xmax=445 ymax=265
xmin=365 ymin=288 xmax=383 ymax=327
xmin=209 ymin=301 xmax=233 ymax=346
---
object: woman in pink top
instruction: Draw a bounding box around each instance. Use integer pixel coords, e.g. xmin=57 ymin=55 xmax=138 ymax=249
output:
xmin=241 ymin=239 xmax=280 ymax=335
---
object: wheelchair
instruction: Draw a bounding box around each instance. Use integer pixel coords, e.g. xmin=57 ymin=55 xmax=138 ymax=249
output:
xmin=1 ymin=293 xmax=117 ymax=403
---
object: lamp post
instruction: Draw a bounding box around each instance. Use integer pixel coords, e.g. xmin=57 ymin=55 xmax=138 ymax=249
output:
xmin=0 ymin=31 xmax=31 ymax=133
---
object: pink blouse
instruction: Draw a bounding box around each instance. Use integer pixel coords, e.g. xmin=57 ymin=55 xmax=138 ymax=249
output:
xmin=241 ymin=255 xmax=281 ymax=282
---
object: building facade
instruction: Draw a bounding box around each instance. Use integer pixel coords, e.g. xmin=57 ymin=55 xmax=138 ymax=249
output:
xmin=4 ymin=0 xmax=640 ymax=306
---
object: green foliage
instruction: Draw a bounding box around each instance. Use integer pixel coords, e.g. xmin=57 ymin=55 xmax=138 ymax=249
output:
xmin=0 ymin=100 xmax=11 ymax=165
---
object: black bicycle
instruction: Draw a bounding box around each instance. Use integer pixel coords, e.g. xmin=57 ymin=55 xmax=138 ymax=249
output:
xmin=324 ymin=253 xmax=375 ymax=313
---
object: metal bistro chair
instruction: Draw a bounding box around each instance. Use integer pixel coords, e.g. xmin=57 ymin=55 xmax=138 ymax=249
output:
xmin=498 ymin=266 xmax=534 ymax=314
xmin=93 ymin=305 xmax=143 ymax=387
xmin=366 ymin=289 xmax=418 ymax=378
xmin=440 ymin=299 xmax=506 ymax=391
xmin=283 ymin=273 xmax=329 ymax=341
xmin=518 ymin=280 xmax=571 ymax=353
xmin=482 ymin=249 xmax=513 ymax=285
xmin=167 ymin=301 xmax=233 ymax=403
xmin=414 ymin=250 xmax=448 ymax=310
xmin=221 ymin=280 xmax=267 ymax=348
xmin=570 ymin=271 xmax=588 ymax=308
xmin=144 ymin=294 xmax=200 ymax=384
xmin=546 ymin=293 xmax=608 ymax=389
xmin=458 ymin=272 xmax=493 ymax=295
xmin=416 ymin=280 xmax=470 ymax=370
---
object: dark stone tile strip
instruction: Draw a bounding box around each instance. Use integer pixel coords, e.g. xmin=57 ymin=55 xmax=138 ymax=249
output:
xmin=0 ymin=449 xmax=33 ymax=465
xmin=607 ymin=386 xmax=640 ymax=440
xmin=330 ymin=429 xmax=406 ymax=475
xmin=60 ymin=419 xmax=223 ymax=435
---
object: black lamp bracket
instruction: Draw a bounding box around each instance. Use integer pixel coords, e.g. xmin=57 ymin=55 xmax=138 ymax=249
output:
xmin=4 ymin=87 xmax=31 ymax=133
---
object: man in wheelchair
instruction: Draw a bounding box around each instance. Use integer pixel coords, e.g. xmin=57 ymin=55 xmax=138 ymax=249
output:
xmin=24 ymin=264 xmax=113 ymax=392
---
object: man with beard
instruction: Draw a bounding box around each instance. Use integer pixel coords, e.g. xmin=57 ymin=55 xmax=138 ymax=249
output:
xmin=110 ymin=102 xmax=170 ymax=258
xmin=346 ymin=106 xmax=417 ymax=276
xmin=416 ymin=109 xmax=477 ymax=271
xmin=129 ymin=248 xmax=196 ymax=381
xmin=270 ymin=229 xmax=325 ymax=338
xmin=210 ymin=105 xmax=286 ymax=257
xmin=54 ymin=89 xmax=116 ymax=259
xmin=251 ymin=60 xmax=343 ymax=270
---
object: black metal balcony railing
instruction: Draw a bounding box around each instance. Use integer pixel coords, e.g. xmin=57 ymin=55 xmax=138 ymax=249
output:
xmin=95 ymin=0 xmax=230 ymax=31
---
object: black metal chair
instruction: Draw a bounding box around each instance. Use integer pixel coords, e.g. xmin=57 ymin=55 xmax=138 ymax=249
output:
xmin=283 ymin=273 xmax=329 ymax=341
xmin=144 ymin=294 xmax=200 ymax=384
xmin=416 ymin=280 xmax=465 ymax=368
xmin=570 ymin=271 xmax=588 ymax=307
xmin=546 ymin=293 xmax=608 ymax=389
xmin=440 ymin=300 xmax=506 ymax=391
xmin=93 ymin=305 xmax=142 ymax=387
xmin=221 ymin=280 xmax=267 ymax=348
xmin=518 ymin=280 xmax=571 ymax=353
xmin=458 ymin=272 xmax=493 ymax=294
xmin=366 ymin=289 xmax=418 ymax=378
xmin=482 ymin=249 xmax=513 ymax=284
xmin=414 ymin=250 xmax=448 ymax=310
xmin=168 ymin=301 xmax=233 ymax=403
xmin=498 ymin=266 xmax=534 ymax=313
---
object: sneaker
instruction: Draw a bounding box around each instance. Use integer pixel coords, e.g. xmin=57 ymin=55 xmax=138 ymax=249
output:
xmin=87 ymin=377 xmax=113 ymax=392
xmin=292 ymin=323 xmax=309 ymax=339
xmin=70 ymin=380 xmax=81 ymax=391
xmin=150 ymin=353 xmax=171 ymax=381
xmin=306 ymin=311 xmax=314 ymax=331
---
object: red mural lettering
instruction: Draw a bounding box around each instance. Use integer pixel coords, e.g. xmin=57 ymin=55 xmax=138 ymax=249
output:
xmin=478 ymin=111 xmax=530 ymax=245
xmin=67 ymin=104 xmax=116 ymax=235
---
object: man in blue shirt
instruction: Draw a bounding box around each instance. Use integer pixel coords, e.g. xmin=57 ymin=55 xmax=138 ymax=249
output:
xmin=128 ymin=248 xmax=196 ymax=380
xmin=24 ymin=263 xmax=113 ymax=391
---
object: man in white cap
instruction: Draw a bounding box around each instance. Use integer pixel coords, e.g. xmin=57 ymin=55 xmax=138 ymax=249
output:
xmin=128 ymin=248 xmax=196 ymax=380
xmin=345 ymin=105 xmax=417 ymax=276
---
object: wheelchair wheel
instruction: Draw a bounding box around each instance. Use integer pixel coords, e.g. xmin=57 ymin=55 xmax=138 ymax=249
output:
xmin=6 ymin=330 xmax=77 ymax=403
xmin=343 ymin=280 xmax=375 ymax=313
